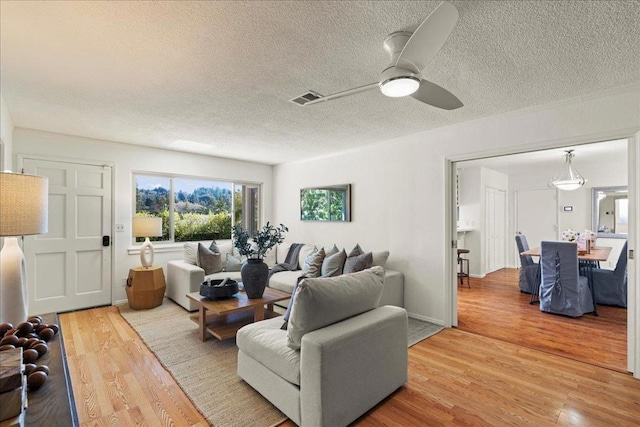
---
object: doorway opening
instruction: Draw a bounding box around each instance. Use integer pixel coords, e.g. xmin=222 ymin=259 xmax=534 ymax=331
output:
xmin=453 ymin=138 xmax=630 ymax=372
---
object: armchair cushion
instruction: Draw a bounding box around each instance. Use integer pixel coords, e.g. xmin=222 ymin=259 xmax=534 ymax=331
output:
xmin=237 ymin=317 xmax=301 ymax=386
xmin=287 ymin=266 xmax=385 ymax=349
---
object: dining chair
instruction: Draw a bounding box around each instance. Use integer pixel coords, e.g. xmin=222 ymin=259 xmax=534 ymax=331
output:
xmin=515 ymin=234 xmax=538 ymax=294
xmin=592 ymin=241 xmax=628 ymax=307
xmin=539 ymin=241 xmax=594 ymax=317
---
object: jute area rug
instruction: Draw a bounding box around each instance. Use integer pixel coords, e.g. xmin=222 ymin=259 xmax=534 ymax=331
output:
xmin=118 ymin=299 xmax=286 ymax=427
xmin=407 ymin=317 xmax=444 ymax=347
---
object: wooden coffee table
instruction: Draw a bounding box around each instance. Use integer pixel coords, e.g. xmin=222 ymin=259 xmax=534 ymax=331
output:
xmin=186 ymin=287 xmax=290 ymax=341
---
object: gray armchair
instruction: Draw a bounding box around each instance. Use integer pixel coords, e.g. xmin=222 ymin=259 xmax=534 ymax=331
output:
xmin=236 ymin=267 xmax=408 ymax=427
xmin=539 ymin=241 xmax=594 ymax=317
xmin=593 ymin=241 xmax=628 ymax=307
xmin=515 ymin=234 xmax=538 ymax=294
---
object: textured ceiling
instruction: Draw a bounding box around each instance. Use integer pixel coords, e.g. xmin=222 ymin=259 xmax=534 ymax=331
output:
xmin=1 ymin=1 xmax=639 ymax=165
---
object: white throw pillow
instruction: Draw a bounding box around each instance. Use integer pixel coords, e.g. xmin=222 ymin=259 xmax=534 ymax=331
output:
xmin=371 ymin=251 xmax=390 ymax=267
xmin=297 ymin=244 xmax=316 ymax=270
xmin=263 ymin=247 xmax=277 ymax=267
xmin=286 ymin=266 xmax=385 ymax=350
xmin=277 ymin=242 xmax=293 ymax=264
xmin=183 ymin=243 xmax=198 ymax=265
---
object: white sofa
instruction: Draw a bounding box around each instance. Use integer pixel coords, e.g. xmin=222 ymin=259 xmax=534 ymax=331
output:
xmin=167 ymin=241 xmax=404 ymax=311
xmin=236 ymin=267 xmax=408 ymax=427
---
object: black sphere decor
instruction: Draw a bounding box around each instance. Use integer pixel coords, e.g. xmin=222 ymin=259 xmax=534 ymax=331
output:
xmin=241 ymin=259 xmax=269 ymax=298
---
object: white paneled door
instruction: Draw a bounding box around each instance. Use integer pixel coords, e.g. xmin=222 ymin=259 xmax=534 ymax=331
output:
xmin=23 ymin=159 xmax=112 ymax=315
xmin=485 ymin=187 xmax=506 ymax=274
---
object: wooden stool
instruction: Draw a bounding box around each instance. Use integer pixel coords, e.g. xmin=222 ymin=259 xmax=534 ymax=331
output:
xmin=126 ymin=266 xmax=166 ymax=309
xmin=457 ymin=249 xmax=470 ymax=288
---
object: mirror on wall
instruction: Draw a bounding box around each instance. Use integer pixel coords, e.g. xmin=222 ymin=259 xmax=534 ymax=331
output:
xmin=592 ymin=186 xmax=628 ymax=238
xmin=300 ymin=184 xmax=351 ymax=222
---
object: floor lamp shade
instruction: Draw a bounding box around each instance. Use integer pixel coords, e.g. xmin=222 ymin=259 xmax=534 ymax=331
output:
xmin=0 ymin=172 xmax=49 ymax=326
xmin=133 ymin=217 xmax=162 ymax=268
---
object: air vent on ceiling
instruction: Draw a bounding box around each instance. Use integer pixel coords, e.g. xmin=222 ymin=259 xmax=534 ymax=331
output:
xmin=289 ymin=91 xmax=323 ymax=106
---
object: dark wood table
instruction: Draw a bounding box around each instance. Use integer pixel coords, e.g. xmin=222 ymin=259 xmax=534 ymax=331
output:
xmin=25 ymin=313 xmax=78 ymax=426
xmin=520 ymin=246 xmax=612 ymax=315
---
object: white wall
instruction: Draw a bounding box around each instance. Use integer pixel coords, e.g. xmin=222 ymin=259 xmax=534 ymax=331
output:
xmin=273 ymin=84 xmax=640 ymax=324
xmin=506 ymin=155 xmax=627 ymax=267
xmin=12 ymin=129 xmax=274 ymax=303
xmin=0 ymin=95 xmax=14 ymax=170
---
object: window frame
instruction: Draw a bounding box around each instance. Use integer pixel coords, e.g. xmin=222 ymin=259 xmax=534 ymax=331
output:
xmin=132 ymin=171 xmax=262 ymax=245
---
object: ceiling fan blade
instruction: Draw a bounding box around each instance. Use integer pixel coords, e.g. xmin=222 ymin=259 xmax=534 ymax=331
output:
xmin=303 ymin=83 xmax=379 ymax=106
xmin=396 ymin=1 xmax=459 ymax=73
xmin=411 ymin=79 xmax=463 ymax=110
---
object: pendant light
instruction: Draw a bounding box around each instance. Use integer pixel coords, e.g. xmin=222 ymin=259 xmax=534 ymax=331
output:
xmin=548 ymin=150 xmax=586 ymax=191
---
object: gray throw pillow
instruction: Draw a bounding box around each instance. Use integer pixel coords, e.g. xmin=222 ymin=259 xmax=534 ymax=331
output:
xmin=286 ymin=266 xmax=385 ymax=349
xmin=321 ymin=249 xmax=347 ymax=277
xmin=324 ymin=244 xmax=339 ymax=257
xmin=197 ymin=242 xmax=222 ymax=274
xmin=343 ymin=252 xmax=373 ymax=274
xmin=280 ymin=277 xmax=304 ymax=330
xmin=347 ymin=243 xmax=364 ymax=257
xmin=302 ymin=248 xmax=325 ymax=278
xmin=225 ymin=253 xmax=243 ymax=272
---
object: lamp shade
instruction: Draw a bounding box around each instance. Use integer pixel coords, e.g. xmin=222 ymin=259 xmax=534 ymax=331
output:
xmin=0 ymin=172 xmax=48 ymax=237
xmin=132 ymin=216 xmax=163 ymax=238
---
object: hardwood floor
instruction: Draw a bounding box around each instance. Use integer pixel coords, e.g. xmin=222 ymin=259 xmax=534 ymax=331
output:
xmin=59 ymin=307 xmax=208 ymax=427
xmin=457 ymin=268 xmax=628 ymax=372
xmin=60 ymin=301 xmax=639 ymax=426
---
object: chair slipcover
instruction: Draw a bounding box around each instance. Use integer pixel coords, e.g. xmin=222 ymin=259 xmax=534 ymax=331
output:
xmin=592 ymin=241 xmax=628 ymax=307
xmin=539 ymin=241 xmax=593 ymax=317
xmin=515 ymin=234 xmax=538 ymax=294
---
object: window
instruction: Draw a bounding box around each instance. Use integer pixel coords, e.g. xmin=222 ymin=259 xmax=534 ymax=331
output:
xmin=134 ymin=174 xmax=260 ymax=243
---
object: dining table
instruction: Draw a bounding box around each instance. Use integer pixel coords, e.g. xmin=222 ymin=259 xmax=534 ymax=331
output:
xmin=520 ymin=245 xmax=612 ymax=315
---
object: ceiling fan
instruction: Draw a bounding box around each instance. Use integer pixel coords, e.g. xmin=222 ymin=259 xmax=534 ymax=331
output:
xmin=301 ymin=1 xmax=462 ymax=110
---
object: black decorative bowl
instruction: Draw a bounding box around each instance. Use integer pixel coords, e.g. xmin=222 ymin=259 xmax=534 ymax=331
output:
xmin=200 ymin=279 xmax=239 ymax=299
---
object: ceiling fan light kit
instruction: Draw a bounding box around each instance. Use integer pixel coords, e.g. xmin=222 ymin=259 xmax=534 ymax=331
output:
xmin=379 ymin=73 xmax=420 ymax=97
xmin=297 ymin=1 xmax=463 ymax=110
xmin=548 ymin=150 xmax=586 ymax=191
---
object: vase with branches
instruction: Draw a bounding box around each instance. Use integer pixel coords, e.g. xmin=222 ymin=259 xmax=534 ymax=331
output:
xmin=232 ymin=222 xmax=288 ymax=298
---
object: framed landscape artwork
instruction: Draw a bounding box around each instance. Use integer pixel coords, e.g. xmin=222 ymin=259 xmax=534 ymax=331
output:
xmin=300 ymin=184 xmax=351 ymax=222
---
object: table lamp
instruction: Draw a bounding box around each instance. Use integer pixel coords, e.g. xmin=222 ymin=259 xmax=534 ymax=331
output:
xmin=0 ymin=171 xmax=48 ymax=325
xmin=132 ymin=216 xmax=162 ymax=268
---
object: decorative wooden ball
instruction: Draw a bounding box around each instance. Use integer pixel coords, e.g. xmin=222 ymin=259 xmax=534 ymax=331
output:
xmin=17 ymin=337 xmax=28 ymax=347
xmin=0 ymin=322 xmax=13 ymax=336
xmin=28 ymin=316 xmax=43 ymax=326
xmin=27 ymin=371 xmax=48 ymax=390
xmin=39 ymin=328 xmax=55 ymax=342
xmin=48 ymin=324 xmax=60 ymax=335
xmin=33 ymin=365 xmax=50 ymax=375
xmin=17 ymin=322 xmax=34 ymax=336
xmin=23 ymin=348 xmax=39 ymax=363
xmin=0 ymin=335 xmax=19 ymax=346
xmin=24 ymin=363 xmax=37 ymax=376
xmin=0 ymin=344 xmax=16 ymax=351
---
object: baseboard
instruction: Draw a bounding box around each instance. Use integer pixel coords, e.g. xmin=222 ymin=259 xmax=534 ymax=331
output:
xmin=114 ymin=298 xmax=128 ymax=306
xmin=408 ymin=312 xmax=445 ymax=326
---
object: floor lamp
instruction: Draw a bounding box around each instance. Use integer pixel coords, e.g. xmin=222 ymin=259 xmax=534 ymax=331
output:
xmin=0 ymin=171 xmax=48 ymax=326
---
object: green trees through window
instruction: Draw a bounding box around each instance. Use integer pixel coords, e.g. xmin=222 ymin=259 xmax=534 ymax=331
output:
xmin=135 ymin=175 xmax=259 ymax=243
xmin=300 ymin=184 xmax=351 ymax=222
